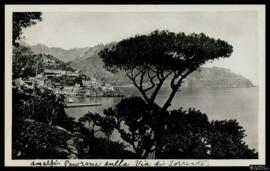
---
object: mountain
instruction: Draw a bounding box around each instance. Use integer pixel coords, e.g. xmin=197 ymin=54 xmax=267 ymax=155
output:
xmin=67 ymin=43 xmax=254 ymax=88
xmin=30 ymin=44 xmax=89 ymax=62
xmin=181 ymin=67 xmax=254 ymax=88
xmin=30 ymin=42 xmax=254 ymax=88
xmin=67 ymin=42 xmax=118 ymax=82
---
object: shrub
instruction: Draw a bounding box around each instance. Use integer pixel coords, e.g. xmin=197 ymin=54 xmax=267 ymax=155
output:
xmin=83 ymin=96 xmax=258 ymax=159
xmin=208 ymin=120 xmax=258 ymax=159
xmin=76 ymin=119 xmax=137 ymax=159
xmin=12 ymin=119 xmax=81 ymax=159
xmin=12 ymin=87 xmax=76 ymax=132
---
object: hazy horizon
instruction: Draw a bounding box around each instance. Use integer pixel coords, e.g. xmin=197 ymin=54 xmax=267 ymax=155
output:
xmin=22 ymin=11 xmax=259 ymax=85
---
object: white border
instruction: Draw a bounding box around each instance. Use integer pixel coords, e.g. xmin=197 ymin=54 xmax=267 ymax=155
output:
xmin=5 ymin=5 xmax=266 ymax=167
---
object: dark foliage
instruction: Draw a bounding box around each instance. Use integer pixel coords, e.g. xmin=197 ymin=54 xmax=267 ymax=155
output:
xmin=156 ymin=108 xmax=210 ymax=159
xmin=12 ymin=87 xmax=76 ymax=132
xmin=99 ymin=30 xmax=233 ymax=110
xmin=83 ymin=97 xmax=258 ymax=159
xmin=79 ymin=97 xmax=162 ymax=158
xmin=208 ymin=120 xmax=258 ymax=159
xmin=12 ymin=46 xmax=42 ymax=79
xmin=13 ymin=12 xmax=42 ymax=46
xmin=75 ymin=121 xmax=137 ymax=159
xmin=12 ymin=119 xmax=80 ymax=159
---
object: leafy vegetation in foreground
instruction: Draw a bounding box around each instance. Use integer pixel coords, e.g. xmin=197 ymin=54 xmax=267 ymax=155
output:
xmin=82 ymin=97 xmax=258 ymax=159
xmin=13 ymin=92 xmax=258 ymax=159
xmin=12 ymin=88 xmax=136 ymax=159
xmin=13 ymin=119 xmax=79 ymax=159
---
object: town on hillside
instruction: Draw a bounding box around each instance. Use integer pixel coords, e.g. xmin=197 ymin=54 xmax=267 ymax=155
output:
xmin=13 ymin=68 xmax=124 ymax=99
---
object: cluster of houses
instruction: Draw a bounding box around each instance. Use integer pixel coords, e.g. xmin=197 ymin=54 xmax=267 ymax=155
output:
xmin=13 ymin=69 xmax=124 ymax=97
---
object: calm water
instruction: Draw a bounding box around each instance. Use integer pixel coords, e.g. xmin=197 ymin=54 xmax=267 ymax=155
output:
xmin=65 ymin=86 xmax=259 ymax=150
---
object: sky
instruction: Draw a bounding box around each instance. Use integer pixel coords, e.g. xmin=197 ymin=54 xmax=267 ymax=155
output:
xmin=22 ymin=11 xmax=259 ymax=85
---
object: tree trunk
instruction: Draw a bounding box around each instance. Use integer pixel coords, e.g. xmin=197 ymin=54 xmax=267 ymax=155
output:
xmin=162 ymin=69 xmax=195 ymax=110
xmin=162 ymin=87 xmax=178 ymax=110
xmin=149 ymin=80 xmax=164 ymax=105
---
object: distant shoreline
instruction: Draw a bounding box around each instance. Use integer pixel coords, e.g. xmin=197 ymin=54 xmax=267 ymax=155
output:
xmin=114 ymin=85 xmax=258 ymax=88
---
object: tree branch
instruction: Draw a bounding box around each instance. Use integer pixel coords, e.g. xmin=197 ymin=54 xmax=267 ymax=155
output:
xmin=139 ymin=70 xmax=146 ymax=88
xmin=144 ymin=69 xmax=157 ymax=92
xmin=149 ymin=79 xmax=164 ymax=104
xmin=127 ymin=73 xmax=150 ymax=103
xmin=170 ymin=71 xmax=180 ymax=89
xmin=163 ymin=68 xmax=197 ymax=110
xmin=164 ymin=71 xmax=173 ymax=79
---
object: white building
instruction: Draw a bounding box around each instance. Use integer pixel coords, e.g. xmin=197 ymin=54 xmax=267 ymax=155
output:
xmin=102 ymin=83 xmax=114 ymax=91
xmin=60 ymin=86 xmax=80 ymax=95
xmin=44 ymin=69 xmax=66 ymax=77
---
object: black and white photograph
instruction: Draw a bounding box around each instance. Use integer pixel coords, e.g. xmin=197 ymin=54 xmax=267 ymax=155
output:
xmin=4 ymin=5 xmax=266 ymax=167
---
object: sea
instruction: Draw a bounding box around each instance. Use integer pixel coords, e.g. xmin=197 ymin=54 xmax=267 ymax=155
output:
xmin=65 ymin=86 xmax=259 ymax=151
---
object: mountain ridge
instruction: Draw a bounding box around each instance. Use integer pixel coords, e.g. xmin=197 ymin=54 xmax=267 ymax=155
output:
xmin=30 ymin=43 xmax=89 ymax=62
xmin=29 ymin=43 xmax=254 ymax=88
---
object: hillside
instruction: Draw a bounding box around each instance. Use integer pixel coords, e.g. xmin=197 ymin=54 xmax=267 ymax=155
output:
xmin=30 ymin=43 xmax=254 ymax=88
xmin=67 ymin=44 xmax=254 ymax=88
xmin=36 ymin=53 xmax=75 ymax=72
xmin=182 ymin=67 xmax=254 ymax=88
xmin=66 ymin=42 xmax=118 ymax=82
xmin=30 ymin=44 xmax=89 ymax=62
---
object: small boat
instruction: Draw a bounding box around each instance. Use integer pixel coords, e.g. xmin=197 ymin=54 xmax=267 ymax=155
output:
xmin=67 ymin=98 xmax=74 ymax=103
